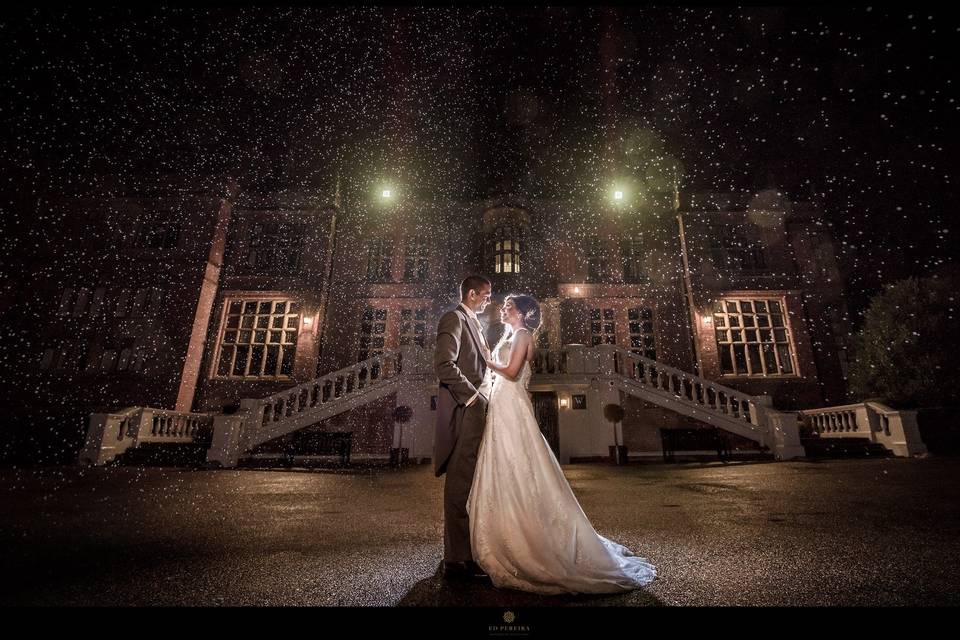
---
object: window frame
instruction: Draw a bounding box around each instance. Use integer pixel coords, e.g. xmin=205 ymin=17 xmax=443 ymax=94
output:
xmin=712 ymin=295 xmax=800 ymax=378
xmin=211 ymin=295 xmax=301 ymax=379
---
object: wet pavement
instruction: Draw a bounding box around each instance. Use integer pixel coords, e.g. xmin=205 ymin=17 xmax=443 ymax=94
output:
xmin=1 ymin=457 xmax=958 ymax=607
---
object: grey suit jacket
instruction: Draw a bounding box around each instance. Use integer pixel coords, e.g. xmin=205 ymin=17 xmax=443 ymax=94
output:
xmin=433 ymin=306 xmax=488 ymax=476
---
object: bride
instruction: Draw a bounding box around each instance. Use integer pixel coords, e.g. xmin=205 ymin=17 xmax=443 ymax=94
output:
xmin=466 ymin=294 xmax=657 ymax=595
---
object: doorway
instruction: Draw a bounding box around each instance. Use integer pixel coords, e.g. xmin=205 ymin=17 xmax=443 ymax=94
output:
xmin=531 ymin=391 xmax=560 ymax=458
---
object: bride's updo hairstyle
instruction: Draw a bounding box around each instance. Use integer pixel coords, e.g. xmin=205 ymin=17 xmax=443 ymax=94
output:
xmin=505 ymin=294 xmax=542 ymax=339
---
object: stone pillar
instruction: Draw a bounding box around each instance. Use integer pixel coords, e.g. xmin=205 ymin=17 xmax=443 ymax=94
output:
xmin=78 ymin=413 xmax=138 ymax=465
xmin=206 ymin=398 xmax=259 ymax=468
xmin=175 ymin=181 xmax=239 ymax=412
xmin=766 ymin=410 xmax=806 ymax=461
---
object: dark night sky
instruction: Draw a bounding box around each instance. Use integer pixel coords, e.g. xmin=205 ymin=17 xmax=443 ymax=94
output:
xmin=1 ymin=4 xmax=956 ymax=319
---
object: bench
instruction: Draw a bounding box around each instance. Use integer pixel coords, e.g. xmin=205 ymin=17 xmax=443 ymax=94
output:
xmin=659 ymin=427 xmax=730 ymax=462
xmin=283 ymin=431 xmax=353 ymax=466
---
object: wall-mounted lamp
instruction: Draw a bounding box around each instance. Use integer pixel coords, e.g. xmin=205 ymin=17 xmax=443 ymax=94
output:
xmin=303 ymin=316 xmax=314 ymax=328
xmin=701 ymin=315 xmax=713 ymax=327
xmin=559 ymin=397 xmax=569 ymax=409
xmin=573 ymin=286 xmax=581 ymax=295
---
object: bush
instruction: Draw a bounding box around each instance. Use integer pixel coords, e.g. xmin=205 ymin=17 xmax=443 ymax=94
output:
xmin=848 ymin=265 xmax=960 ymax=409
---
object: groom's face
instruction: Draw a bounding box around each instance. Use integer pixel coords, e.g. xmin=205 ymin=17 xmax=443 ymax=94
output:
xmin=469 ymin=284 xmax=492 ymax=314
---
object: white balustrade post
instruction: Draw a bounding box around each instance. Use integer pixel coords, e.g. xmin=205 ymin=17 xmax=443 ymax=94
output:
xmin=857 ymin=404 xmax=877 ymax=442
xmin=594 ymin=344 xmax=617 ymax=376
xmin=206 ymin=399 xmax=260 ymax=468
xmin=885 ymin=409 xmax=928 ymax=457
xmin=566 ymin=345 xmax=588 ymax=374
xmin=864 ymin=401 xmax=929 ymax=457
xmin=750 ymin=394 xmax=774 ymax=427
xmin=79 ymin=412 xmax=138 ymax=465
xmin=766 ymin=410 xmax=806 ymax=460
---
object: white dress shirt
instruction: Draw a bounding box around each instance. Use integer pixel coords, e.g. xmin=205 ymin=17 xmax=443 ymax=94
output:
xmin=459 ymin=303 xmax=490 ymax=407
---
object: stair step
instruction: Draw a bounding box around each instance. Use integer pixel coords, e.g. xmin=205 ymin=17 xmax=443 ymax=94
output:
xmin=114 ymin=443 xmax=208 ymax=467
xmin=801 ymin=437 xmax=894 ymax=459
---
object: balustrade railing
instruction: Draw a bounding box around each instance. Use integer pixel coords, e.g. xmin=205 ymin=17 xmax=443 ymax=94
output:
xmin=252 ymin=349 xmax=405 ymax=431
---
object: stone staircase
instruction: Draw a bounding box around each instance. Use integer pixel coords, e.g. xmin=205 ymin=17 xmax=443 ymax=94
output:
xmin=80 ymin=345 xmax=928 ymax=468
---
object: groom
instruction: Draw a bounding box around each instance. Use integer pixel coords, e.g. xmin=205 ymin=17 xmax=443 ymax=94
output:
xmin=434 ymin=274 xmax=493 ymax=580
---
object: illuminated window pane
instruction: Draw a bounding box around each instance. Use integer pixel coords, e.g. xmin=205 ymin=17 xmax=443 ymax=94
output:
xmin=714 ymin=298 xmax=795 ymax=376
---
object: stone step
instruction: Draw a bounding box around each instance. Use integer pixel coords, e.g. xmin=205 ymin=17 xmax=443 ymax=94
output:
xmin=801 ymin=437 xmax=894 ymax=459
xmin=113 ymin=442 xmax=208 ymax=467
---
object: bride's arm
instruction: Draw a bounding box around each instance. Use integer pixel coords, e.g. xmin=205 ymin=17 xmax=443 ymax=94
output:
xmin=485 ymin=330 xmax=532 ymax=381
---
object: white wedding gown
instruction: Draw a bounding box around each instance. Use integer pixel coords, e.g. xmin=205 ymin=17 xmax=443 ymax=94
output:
xmin=466 ymin=329 xmax=657 ymax=594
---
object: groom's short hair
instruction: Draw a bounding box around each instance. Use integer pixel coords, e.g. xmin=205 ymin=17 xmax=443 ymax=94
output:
xmin=460 ymin=275 xmax=491 ymax=301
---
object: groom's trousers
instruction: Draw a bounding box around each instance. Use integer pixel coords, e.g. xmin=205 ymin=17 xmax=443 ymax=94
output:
xmin=443 ymin=394 xmax=489 ymax=563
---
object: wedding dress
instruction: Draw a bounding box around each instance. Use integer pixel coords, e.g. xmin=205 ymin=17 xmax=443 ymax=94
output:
xmin=466 ymin=328 xmax=657 ymax=594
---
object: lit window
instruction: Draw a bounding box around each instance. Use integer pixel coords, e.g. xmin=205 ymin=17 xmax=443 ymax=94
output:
xmin=628 ymin=307 xmax=656 ymax=360
xmin=215 ymin=299 xmax=299 ymax=378
xmin=399 ymin=309 xmax=427 ymax=347
xmin=713 ymin=298 xmax=795 ymax=376
xmin=590 ymin=308 xmax=617 ymax=346
xmin=358 ymin=307 xmax=388 ymax=362
xmin=492 ymin=225 xmax=522 ymax=274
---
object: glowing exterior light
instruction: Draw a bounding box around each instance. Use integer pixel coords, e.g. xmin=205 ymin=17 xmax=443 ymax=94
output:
xmin=613 ymin=190 xmax=623 ymax=201
xmin=303 ymin=316 xmax=314 ymax=327
xmin=702 ymin=315 xmax=713 ymax=327
xmin=559 ymin=397 xmax=569 ymax=409
xmin=573 ymin=286 xmax=581 ymax=294
xmin=382 ymin=189 xmax=392 ymax=199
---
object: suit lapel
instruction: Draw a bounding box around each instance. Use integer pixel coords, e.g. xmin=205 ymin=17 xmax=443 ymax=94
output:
xmin=456 ymin=306 xmax=485 ymax=357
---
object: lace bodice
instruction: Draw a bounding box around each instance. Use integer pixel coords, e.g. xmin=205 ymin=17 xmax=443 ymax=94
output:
xmin=493 ymin=329 xmax=532 ymax=390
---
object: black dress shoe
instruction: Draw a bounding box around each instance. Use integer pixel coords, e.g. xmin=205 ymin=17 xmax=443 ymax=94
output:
xmin=443 ymin=561 xmax=488 ymax=580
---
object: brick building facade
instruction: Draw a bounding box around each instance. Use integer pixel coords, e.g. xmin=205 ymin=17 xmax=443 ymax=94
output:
xmin=8 ymin=175 xmax=852 ymax=463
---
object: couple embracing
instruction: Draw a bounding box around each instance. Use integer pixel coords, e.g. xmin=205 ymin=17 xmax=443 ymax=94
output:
xmin=433 ymin=275 xmax=657 ymax=595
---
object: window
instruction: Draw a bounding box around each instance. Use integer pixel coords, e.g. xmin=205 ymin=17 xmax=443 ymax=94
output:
xmin=399 ymin=309 xmax=427 ymax=347
xmin=713 ymin=298 xmax=795 ymax=376
xmin=113 ymin=287 xmax=163 ymax=318
xmin=88 ymin=288 xmax=106 ymax=317
xmin=492 ymin=225 xmax=522 ymax=274
xmin=590 ymin=308 xmax=616 ymax=346
xmin=366 ymin=238 xmax=394 ymax=282
xmin=98 ymin=337 xmax=146 ymax=373
xmin=137 ymin=220 xmax=181 ymax=249
xmin=358 ymin=307 xmax=387 ymax=362
xmin=621 ymin=236 xmax=649 ymax=283
xmin=709 ymin=224 xmax=767 ymax=272
xmin=57 ymin=288 xmax=74 ymax=315
xmin=39 ymin=340 xmax=88 ymax=371
xmin=244 ymin=222 xmax=304 ymax=274
xmin=587 ymin=236 xmax=611 ymax=282
xmin=58 ymin=287 xmax=106 ymax=317
xmin=628 ymin=307 xmax=656 ymax=360
xmin=402 ymin=237 xmax=429 ymax=282
xmin=215 ymin=299 xmax=299 ymax=378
